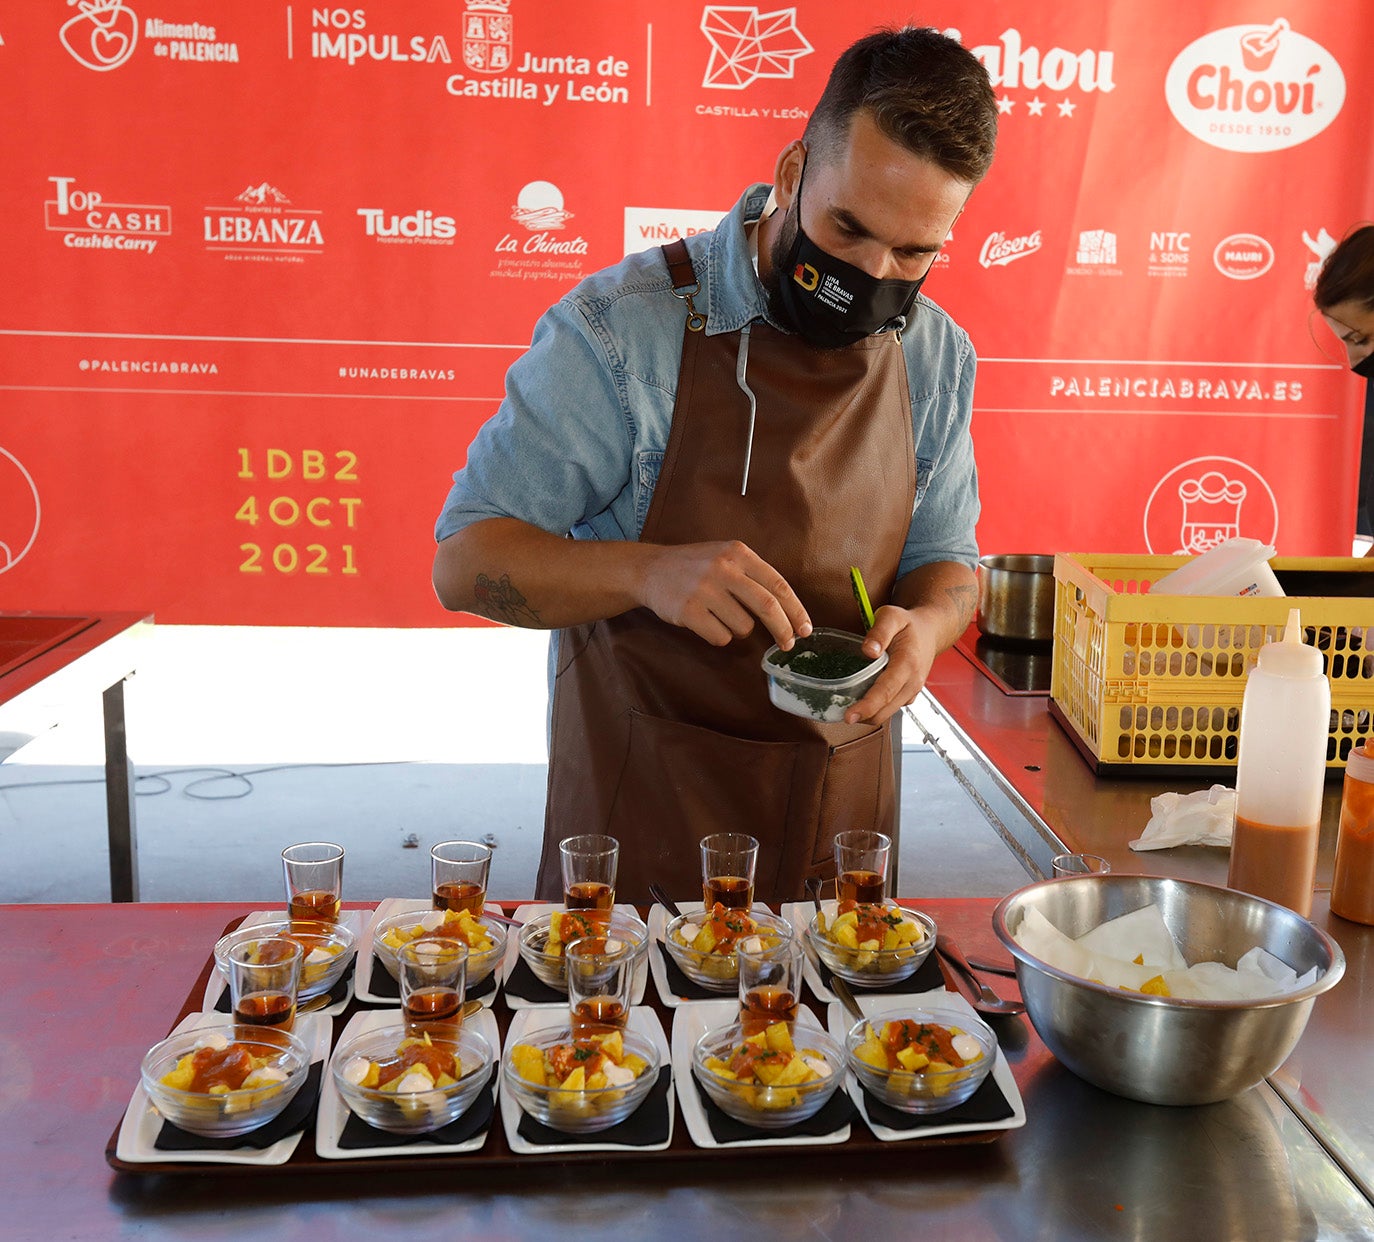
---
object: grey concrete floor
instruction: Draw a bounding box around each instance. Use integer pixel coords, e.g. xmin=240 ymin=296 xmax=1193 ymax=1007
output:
xmin=0 ymin=626 xmax=1034 ymax=905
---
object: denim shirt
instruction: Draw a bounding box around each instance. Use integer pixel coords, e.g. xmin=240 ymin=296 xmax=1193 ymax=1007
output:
xmin=435 ymin=184 xmax=981 ymax=576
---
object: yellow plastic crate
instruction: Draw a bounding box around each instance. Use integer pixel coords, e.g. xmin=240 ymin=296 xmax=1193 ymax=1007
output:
xmin=1049 ymin=553 xmax=1374 ymax=773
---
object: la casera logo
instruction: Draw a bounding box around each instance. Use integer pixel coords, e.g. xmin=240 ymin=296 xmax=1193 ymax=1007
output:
xmin=1164 ymin=18 xmax=1345 ymax=152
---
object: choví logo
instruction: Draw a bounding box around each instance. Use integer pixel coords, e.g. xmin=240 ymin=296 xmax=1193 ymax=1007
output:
xmin=1164 ymin=17 xmax=1345 ymax=152
xmin=1213 ymin=232 xmax=1274 ymax=280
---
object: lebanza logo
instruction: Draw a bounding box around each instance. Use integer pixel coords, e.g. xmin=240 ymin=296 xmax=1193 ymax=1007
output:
xmin=1213 ymin=233 xmax=1274 ymax=280
xmin=1164 ymin=17 xmax=1345 ymax=152
xmin=60 ymin=0 xmax=138 ymax=71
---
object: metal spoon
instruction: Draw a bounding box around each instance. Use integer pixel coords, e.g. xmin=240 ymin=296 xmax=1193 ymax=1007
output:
xmin=648 ymin=883 xmax=684 ymax=920
xmin=803 ymin=876 xmax=868 ymax=1028
xmin=965 ymin=953 xmax=1018 ymax=978
xmin=935 ymin=934 xmax=1026 ymax=1016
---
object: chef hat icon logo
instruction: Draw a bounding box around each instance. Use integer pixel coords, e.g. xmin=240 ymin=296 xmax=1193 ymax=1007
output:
xmin=0 ymin=447 xmax=41 ymax=574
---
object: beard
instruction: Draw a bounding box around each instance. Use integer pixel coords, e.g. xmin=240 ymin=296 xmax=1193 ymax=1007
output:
xmin=760 ymin=200 xmax=802 ymax=334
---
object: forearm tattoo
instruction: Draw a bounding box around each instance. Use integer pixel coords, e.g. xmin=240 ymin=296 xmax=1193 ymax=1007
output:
xmin=474 ymin=572 xmax=542 ymax=626
xmin=946 ymin=582 xmax=978 ymax=629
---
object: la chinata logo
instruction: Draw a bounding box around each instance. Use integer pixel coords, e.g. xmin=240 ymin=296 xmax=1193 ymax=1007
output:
xmin=1164 ymin=17 xmax=1345 ymax=152
xmin=60 ymin=0 xmax=138 ymax=71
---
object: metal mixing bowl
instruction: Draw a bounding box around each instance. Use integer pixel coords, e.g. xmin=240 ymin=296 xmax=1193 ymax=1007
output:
xmin=992 ymin=875 xmax=1345 ymax=1106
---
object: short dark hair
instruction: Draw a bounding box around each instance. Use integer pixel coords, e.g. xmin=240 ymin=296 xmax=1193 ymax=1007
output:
xmin=1315 ymin=225 xmax=1374 ymax=314
xmin=804 ymin=27 xmax=997 ymax=184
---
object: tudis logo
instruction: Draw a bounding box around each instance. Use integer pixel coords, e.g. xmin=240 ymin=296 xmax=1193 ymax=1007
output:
xmin=1164 ymin=17 xmax=1345 ymax=152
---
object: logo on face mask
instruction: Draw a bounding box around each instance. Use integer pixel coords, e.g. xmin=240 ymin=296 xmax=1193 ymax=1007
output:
xmin=792 ymin=262 xmax=819 ymax=292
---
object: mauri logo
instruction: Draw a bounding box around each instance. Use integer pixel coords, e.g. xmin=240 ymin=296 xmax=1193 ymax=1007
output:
xmin=0 ymin=447 xmax=41 ymax=575
xmin=701 ymin=6 xmax=811 ymax=90
xmin=463 ymin=0 xmax=512 ymax=74
xmin=1143 ymin=458 xmax=1278 ymax=554
xmin=60 ymin=0 xmax=137 ymax=71
xmin=979 ymin=229 xmax=1042 ymax=268
xmin=512 ymin=182 xmax=572 ymax=230
xmin=1213 ymin=233 xmax=1274 ymax=280
xmin=1164 ymin=17 xmax=1345 ymax=152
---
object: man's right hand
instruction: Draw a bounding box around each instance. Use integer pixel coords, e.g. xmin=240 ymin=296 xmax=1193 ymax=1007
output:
xmin=638 ymin=540 xmax=811 ymax=650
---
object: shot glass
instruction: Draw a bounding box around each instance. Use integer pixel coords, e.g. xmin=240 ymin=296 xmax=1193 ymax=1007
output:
xmin=737 ymin=932 xmax=802 ymax=1037
xmin=559 ymin=834 xmax=619 ymax=925
xmin=431 ymin=840 xmax=493 ymax=914
xmin=1051 ymin=852 xmax=1112 ymax=878
xmin=833 ymin=830 xmax=891 ymax=904
xmin=229 ymin=936 xmax=302 ymax=1038
xmin=398 ymin=938 xmax=469 ymax=1040
xmin=281 ymin=841 xmax=345 ymax=923
xmin=566 ymin=935 xmax=635 ymax=1036
xmin=700 ymin=832 xmax=759 ymax=911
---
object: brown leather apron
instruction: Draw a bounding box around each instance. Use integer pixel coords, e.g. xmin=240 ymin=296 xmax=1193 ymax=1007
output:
xmin=535 ymin=246 xmax=917 ymax=903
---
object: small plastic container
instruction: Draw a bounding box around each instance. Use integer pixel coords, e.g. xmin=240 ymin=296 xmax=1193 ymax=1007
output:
xmin=761 ymin=628 xmax=888 ymax=723
xmin=1332 ymin=744 xmax=1374 ymax=925
xmin=1150 ymin=537 xmax=1283 ymax=598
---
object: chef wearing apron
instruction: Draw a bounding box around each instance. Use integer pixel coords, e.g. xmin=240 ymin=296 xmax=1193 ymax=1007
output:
xmin=432 ymin=28 xmax=997 ymax=902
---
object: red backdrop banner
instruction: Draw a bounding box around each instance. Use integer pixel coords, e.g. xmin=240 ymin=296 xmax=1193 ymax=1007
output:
xmin=2 ymin=1 xmax=1371 ymax=624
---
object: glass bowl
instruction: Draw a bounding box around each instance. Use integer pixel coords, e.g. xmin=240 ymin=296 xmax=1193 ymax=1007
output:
xmin=502 ymin=1023 xmax=661 ymax=1133
xmin=331 ymin=1022 xmax=494 ymax=1135
xmin=370 ymin=908 xmax=508 ymax=992
xmin=213 ymin=918 xmax=356 ymax=1004
xmin=692 ymin=1020 xmax=845 ymax=1129
xmin=517 ymin=910 xmax=649 ymax=993
xmin=141 ymin=1025 xmax=311 ymax=1138
xmin=844 ymin=1006 xmax=996 ymax=1114
xmin=807 ymin=903 xmax=937 ymax=987
xmin=661 ymin=908 xmax=792 ymax=993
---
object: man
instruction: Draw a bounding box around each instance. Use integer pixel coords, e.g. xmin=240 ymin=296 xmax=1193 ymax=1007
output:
xmin=433 ymin=27 xmax=998 ymax=901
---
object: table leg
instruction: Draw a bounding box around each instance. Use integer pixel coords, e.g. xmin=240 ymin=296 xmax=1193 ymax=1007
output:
xmin=103 ymin=679 xmax=139 ymax=902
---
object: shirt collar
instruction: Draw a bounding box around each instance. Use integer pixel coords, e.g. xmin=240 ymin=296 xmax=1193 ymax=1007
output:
xmin=702 ymin=184 xmax=785 ymax=336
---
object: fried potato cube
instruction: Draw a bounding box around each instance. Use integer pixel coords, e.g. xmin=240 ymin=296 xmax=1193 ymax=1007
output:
xmin=621 ymin=1052 xmax=649 ymax=1076
xmin=895 ymin=1046 xmax=930 ymax=1072
xmin=160 ymin=1054 xmax=197 ymax=1091
xmin=853 ymin=1037 xmax=887 ymax=1071
xmin=834 ymin=923 xmax=860 ymax=950
xmin=510 ymin=1044 xmax=547 ymax=1086
xmin=703 ymin=1056 xmax=736 ymax=1079
xmin=1140 ymin=975 xmax=1171 ymax=997
xmin=770 ymin=1055 xmax=814 ymax=1088
xmin=744 ymin=1031 xmax=768 ymax=1049
xmin=752 ymin=1055 xmax=789 ymax=1085
xmin=599 ymin=1029 xmax=625 ymax=1063
xmin=881 ymin=928 xmax=899 ymax=951
xmin=754 ymin=1086 xmax=802 ymax=1110
xmin=587 ymin=1071 xmax=609 ymax=1090
xmin=833 ymin=910 xmax=859 ymax=930
xmin=691 ymin=925 xmax=718 ymax=953
xmin=763 ymin=1022 xmax=794 ymax=1054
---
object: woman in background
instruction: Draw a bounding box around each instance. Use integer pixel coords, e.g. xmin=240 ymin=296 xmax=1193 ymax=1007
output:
xmin=1314 ymin=225 xmax=1374 ymax=548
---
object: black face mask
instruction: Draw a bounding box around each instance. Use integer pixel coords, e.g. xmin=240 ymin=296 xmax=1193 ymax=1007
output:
xmin=772 ymin=160 xmax=927 ymax=349
xmin=1355 ymin=353 xmax=1374 ymax=379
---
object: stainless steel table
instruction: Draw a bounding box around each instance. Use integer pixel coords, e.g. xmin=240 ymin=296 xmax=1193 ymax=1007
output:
xmin=3 ymin=900 xmax=1372 ymax=1241
xmin=921 ymin=635 xmax=1374 ymax=1212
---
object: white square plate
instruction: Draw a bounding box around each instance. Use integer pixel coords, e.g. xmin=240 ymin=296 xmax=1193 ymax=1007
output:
xmin=315 ymin=1006 xmax=501 ymax=1159
xmin=114 ymin=1011 xmax=332 ymax=1166
xmin=499 ymin=902 xmax=649 ymax=1010
xmin=498 ymin=1005 xmax=673 ymax=1153
xmin=647 ymin=901 xmax=776 ymax=1007
xmin=671 ymin=999 xmax=850 ymax=1149
xmin=201 ymin=908 xmax=367 ymax=1020
xmin=825 ymin=989 xmax=1027 ymax=1142
xmin=355 ymin=898 xmax=503 ymax=1007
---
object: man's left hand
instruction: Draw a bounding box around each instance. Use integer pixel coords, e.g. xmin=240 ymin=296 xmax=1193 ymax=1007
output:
xmin=842 ymin=605 xmax=939 ymax=725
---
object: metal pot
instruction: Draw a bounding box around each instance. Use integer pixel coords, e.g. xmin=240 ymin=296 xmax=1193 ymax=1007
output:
xmin=977 ymin=554 xmax=1056 ymax=644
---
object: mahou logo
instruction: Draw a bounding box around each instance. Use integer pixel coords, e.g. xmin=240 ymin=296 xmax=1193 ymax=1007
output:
xmin=1164 ymin=17 xmax=1345 ymax=152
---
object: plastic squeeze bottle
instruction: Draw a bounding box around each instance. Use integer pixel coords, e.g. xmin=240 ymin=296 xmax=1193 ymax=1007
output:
xmin=1331 ymin=740 xmax=1374 ymax=924
xmin=1228 ymin=607 xmax=1330 ymax=917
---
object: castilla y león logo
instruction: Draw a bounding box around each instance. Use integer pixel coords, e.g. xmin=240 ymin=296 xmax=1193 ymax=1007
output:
xmin=701 ymin=6 xmax=811 ymax=90
xmin=60 ymin=0 xmax=138 ymax=71
xmin=1164 ymin=17 xmax=1345 ymax=152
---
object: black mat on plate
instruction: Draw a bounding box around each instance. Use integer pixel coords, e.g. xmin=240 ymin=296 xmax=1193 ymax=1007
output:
xmin=515 ymin=1068 xmax=671 ymax=1147
xmin=501 ymin=954 xmax=566 ymax=1004
xmin=214 ymin=959 xmax=356 ymax=1014
xmin=154 ymin=1061 xmax=323 ymax=1152
xmin=859 ymin=1070 xmax=1015 ymax=1130
xmin=363 ymin=956 xmax=497 ymax=1003
xmin=691 ymin=1073 xmax=855 ymax=1144
xmin=815 ymin=950 xmax=945 ymax=998
xmin=336 ymin=1079 xmax=496 ymax=1149
xmin=654 ymin=942 xmax=737 ymax=1002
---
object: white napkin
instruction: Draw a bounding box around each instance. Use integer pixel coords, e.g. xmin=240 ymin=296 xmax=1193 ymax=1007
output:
xmin=1129 ymin=784 xmax=1235 ymax=851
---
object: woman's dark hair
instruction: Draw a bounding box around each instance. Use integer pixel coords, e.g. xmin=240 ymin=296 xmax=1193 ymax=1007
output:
xmin=803 ymin=27 xmax=997 ymax=184
xmin=1315 ymin=224 xmax=1374 ymax=313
